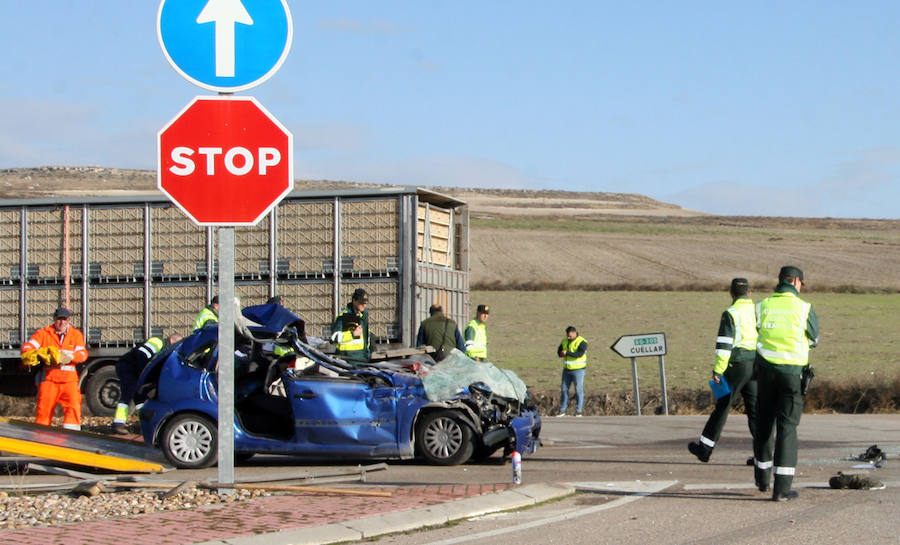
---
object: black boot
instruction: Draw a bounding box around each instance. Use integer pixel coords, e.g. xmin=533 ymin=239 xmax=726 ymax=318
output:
xmin=688 ymin=441 xmax=711 ymax=463
xmin=772 ymin=490 xmax=798 ymax=501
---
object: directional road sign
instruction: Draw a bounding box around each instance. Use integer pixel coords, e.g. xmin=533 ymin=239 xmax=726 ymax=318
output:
xmin=158 ymin=95 xmax=293 ymax=226
xmin=610 ymin=332 xmax=667 ymax=358
xmin=157 ymin=0 xmax=293 ymax=92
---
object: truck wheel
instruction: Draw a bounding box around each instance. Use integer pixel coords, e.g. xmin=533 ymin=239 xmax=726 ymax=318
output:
xmin=162 ymin=413 xmax=218 ymax=469
xmin=84 ymin=365 xmax=120 ymax=417
xmin=416 ymin=410 xmax=474 ymax=466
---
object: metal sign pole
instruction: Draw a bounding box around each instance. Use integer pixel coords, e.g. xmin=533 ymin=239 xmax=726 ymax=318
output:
xmin=157 ymin=1 xmax=292 ymax=493
xmin=658 ymin=355 xmax=669 ymax=415
xmin=217 ymin=227 xmax=235 ymax=493
xmin=630 ymin=357 xmax=641 ymax=416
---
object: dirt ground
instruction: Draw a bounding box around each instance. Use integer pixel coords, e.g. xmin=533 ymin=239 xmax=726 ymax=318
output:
xmin=3 ymin=166 xmax=897 ymax=292
xmin=470 ymin=224 xmax=900 ymax=292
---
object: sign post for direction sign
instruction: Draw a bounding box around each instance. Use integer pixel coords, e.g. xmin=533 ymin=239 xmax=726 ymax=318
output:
xmin=157 ymin=0 xmax=293 ymax=493
xmin=610 ymin=333 xmax=669 ymax=416
xmin=158 ymin=95 xmax=292 ymax=488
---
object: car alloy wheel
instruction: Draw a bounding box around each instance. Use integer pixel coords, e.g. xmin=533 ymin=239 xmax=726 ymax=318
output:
xmin=162 ymin=413 xmax=218 ymax=469
xmin=417 ymin=410 xmax=474 ymax=465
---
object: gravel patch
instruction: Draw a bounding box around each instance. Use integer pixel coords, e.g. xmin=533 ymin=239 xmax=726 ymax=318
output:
xmin=0 ymin=414 xmax=274 ymax=530
xmin=0 ymin=487 xmax=270 ymax=530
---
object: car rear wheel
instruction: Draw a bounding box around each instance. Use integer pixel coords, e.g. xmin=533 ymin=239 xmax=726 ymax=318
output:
xmin=416 ymin=410 xmax=474 ymax=465
xmin=161 ymin=413 xmax=218 ymax=469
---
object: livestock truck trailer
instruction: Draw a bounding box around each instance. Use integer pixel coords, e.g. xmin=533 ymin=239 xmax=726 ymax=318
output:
xmin=0 ymin=186 xmax=469 ymax=416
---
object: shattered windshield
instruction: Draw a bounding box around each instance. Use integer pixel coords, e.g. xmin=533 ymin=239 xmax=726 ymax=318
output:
xmin=420 ymin=349 xmax=527 ymax=403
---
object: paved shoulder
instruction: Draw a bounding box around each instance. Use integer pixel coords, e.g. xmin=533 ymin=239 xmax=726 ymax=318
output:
xmin=192 ymin=483 xmax=575 ymax=545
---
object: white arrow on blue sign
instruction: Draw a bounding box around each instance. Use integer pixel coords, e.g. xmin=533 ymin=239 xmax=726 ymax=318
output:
xmin=157 ymin=0 xmax=293 ymax=93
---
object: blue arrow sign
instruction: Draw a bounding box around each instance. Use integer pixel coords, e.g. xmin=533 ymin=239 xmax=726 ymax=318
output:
xmin=157 ymin=0 xmax=292 ymax=92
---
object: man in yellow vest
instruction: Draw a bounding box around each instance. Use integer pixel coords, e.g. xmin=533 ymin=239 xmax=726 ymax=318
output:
xmin=192 ymin=296 xmax=219 ymax=331
xmin=753 ymin=266 xmax=819 ymax=501
xmin=556 ymin=326 xmax=588 ymax=417
xmin=331 ymin=288 xmax=372 ymax=363
xmin=464 ymin=304 xmax=489 ymax=361
xmin=689 ymin=278 xmax=758 ymax=462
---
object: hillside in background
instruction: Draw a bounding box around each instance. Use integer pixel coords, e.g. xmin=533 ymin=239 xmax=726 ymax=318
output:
xmin=2 ymin=167 xmax=898 ymax=293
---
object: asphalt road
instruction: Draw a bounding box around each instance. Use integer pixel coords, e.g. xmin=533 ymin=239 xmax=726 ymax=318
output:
xmin=164 ymin=413 xmax=900 ymax=544
xmin=358 ymin=414 xmax=900 ymax=545
xmin=7 ymin=414 xmax=899 ymax=544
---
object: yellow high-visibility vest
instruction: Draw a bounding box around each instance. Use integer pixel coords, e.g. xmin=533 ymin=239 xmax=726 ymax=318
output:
xmin=561 ymin=336 xmax=587 ymax=370
xmin=756 ymin=292 xmax=812 ymax=366
xmin=465 ymin=319 xmax=487 ymax=359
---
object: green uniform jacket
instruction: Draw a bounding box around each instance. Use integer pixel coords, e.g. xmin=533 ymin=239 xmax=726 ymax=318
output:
xmin=417 ymin=312 xmax=464 ymax=358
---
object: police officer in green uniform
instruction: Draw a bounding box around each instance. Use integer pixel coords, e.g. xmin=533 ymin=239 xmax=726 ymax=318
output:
xmin=112 ymin=334 xmax=182 ymax=434
xmin=192 ymin=296 xmax=219 ymax=331
xmin=689 ymin=278 xmax=758 ymax=462
xmin=556 ymin=326 xmax=588 ymax=417
xmin=331 ymin=288 xmax=372 ymax=363
xmin=464 ymin=304 xmax=489 ymax=361
xmin=753 ymin=266 xmax=819 ymax=501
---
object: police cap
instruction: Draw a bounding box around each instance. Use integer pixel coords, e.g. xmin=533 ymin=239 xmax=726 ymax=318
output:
xmin=352 ymin=288 xmax=369 ymax=303
xmin=730 ymin=277 xmax=750 ymax=295
xmin=778 ymin=266 xmax=804 ymax=283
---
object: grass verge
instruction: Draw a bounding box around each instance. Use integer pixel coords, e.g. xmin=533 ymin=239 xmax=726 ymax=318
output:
xmin=471 ymin=290 xmax=900 ymax=412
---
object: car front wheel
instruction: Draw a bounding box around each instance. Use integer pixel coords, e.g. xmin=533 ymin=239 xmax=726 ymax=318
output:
xmin=161 ymin=413 xmax=218 ymax=469
xmin=416 ymin=410 xmax=474 ymax=465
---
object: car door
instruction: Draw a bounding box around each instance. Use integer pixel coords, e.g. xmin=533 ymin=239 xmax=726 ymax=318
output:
xmin=284 ymin=372 xmax=400 ymax=457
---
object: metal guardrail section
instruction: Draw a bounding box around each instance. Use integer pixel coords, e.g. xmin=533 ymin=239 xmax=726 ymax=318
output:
xmin=0 ymin=417 xmax=171 ymax=473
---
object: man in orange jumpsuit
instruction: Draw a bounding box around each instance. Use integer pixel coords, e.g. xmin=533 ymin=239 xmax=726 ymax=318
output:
xmin=21 ymin=307 xmax=88 ymax=430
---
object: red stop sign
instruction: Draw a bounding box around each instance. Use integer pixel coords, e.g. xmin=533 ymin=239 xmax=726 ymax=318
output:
xmin=158 ymin=96 xmax=293 ymax=226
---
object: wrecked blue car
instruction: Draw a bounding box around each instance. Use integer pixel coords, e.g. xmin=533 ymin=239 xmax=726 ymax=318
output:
xmin=135 ymin=304 xmax=541 ymax=469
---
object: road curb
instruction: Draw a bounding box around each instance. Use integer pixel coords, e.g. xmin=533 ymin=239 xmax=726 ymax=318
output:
xmin=193 ymin=482 xmax=575 ymax=545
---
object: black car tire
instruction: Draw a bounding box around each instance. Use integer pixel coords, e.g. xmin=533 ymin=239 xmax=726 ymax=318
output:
xmin=161 ymin=413 xmax=218 ymax=469
xmin=235 ymin=452 xmax=255 ymax=464
xmin=416 ymin=410 xmax=475 ymax=466
xmin=83 ymin=365 xmax=119 ymax=417
xmin=471 ymin=443 xmax=502 ymax=461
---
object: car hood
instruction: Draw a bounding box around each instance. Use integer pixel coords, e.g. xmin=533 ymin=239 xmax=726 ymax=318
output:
xmin=420 ymin=349 xmax=528 ymax=403
xmin=240 ymin=303 xmax=307 ymax=342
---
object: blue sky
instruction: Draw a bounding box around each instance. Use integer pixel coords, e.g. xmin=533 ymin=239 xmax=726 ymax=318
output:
xmin=2 ymin=1 xmax=899 ymax=219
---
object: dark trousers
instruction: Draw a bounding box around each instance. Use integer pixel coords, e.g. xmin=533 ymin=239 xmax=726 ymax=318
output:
xmin=753 ymin=359 xmax=804 ymax=495
xmin=699 ymin=358 xmax=758 ymax=451
xmin=115 ymin=358 xmax=141 ymax=406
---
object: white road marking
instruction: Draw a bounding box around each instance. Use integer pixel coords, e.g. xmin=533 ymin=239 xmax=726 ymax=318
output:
xmin=420 ymin=480 xmax=677 ymax=545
